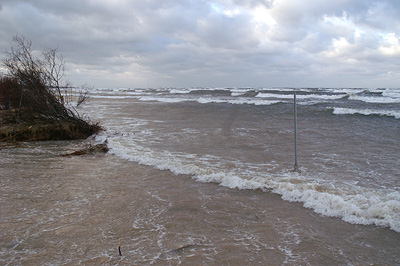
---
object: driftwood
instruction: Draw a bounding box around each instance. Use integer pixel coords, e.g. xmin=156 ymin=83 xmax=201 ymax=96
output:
xmin=169 ymin=243 xmax=200 ymax=254
xmin=61 ymin=143 xmax=108 ymax=156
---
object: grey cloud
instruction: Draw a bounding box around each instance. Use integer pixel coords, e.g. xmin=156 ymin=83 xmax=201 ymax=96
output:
xmin=1 ymin=0 xmax=399 ymax=88
xmin=232 ymin=0 xmax=273 ymax=8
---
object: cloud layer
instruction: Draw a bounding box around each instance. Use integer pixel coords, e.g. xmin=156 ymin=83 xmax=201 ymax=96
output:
xmin=1 ymin=0 xmax=399 ymax=88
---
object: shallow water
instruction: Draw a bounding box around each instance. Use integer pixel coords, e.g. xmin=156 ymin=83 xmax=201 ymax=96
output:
xmin=1 ymin=142 xmax=399 ymax=265
xmin=85 ymin=88 xmax=400 ymax=232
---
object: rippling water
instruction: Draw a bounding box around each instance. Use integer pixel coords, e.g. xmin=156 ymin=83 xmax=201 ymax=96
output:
xmin=1 ymin=87 xmax=399 ymax=265
xmin=87 ymin=87 xmax=400 ymax=232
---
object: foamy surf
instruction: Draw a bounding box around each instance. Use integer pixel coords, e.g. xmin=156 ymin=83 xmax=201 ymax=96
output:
xmin=85 ymin=87 xmax=400 ymax=108
xmin=137 ymin=95 xmax=282 ymax=106
xmin=256 ymin=92 xmax=347 ymax=100
xmin=331 ymin=107 xmax=400 ymax=119
xmin=97 ymin=132 xmax=400 ymax=233
xmin=81 ymin=87 xmax=400 ymax=234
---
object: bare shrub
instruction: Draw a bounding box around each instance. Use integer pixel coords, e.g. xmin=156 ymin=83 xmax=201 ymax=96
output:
xmin=77 ymin=84 xmax=91 ymax=107
xmin=3 ymin=36 xmax=70 ymax=119
xmin=1 ymin=36 xmax=101 ymax=140
xmin=0 ymin=75 xmax=21 ymax=110
xmin=42 ymin=47 xmax=66 ymax=103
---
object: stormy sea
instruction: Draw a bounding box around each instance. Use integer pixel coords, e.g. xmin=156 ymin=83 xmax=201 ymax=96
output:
xmin=1 ymin=87 xmax=399 ymax=265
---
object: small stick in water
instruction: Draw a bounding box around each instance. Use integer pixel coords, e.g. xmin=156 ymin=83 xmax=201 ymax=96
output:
xmin=118 ymin=245 xmax=122 ymax=256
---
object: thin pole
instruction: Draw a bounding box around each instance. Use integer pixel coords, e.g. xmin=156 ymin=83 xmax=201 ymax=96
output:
xmin=294 ymin=91 xmax=299 ymax=172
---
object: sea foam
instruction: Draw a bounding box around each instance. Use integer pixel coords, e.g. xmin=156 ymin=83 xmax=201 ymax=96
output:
xmin=100 ymin=133 xmax=400 ymax=233
xmin=256 ymin=93 xmax=347 ymax=100
xmin=332 ymin=107 xmax=400 ymax=119
xmin=86 ymin=87 xmax=400 ymax=233
xmin=348 ymin=95 xmax=400 ymax=104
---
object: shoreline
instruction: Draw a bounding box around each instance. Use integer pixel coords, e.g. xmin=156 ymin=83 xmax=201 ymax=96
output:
xmin=1 ymin=141 xmax=399 ymax=265
xmin=0 ymin=110 xmax=101 ymax=142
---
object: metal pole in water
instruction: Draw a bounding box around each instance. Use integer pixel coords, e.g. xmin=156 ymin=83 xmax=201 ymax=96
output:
xmin=294 ymin=91 xmax=299 ymax=172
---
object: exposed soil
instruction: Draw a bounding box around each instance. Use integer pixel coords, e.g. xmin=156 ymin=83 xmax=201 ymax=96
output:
xmin=0 ymin=109 xmax=102 ymax=142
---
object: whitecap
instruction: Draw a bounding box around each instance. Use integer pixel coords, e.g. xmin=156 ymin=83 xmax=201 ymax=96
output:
xmin=332 ymin=107 xmax=400 ymax=119
xmin=100 ymin=131 xmax=400 ymax=233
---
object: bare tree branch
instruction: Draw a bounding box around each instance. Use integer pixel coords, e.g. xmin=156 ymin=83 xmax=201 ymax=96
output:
xmin=42 ymin=47 xmax=66 ymax=102
xmin=1 ymin=35 xmax=101 ymax=141
xmin=2 ymin=36 xmax=71 ymax=120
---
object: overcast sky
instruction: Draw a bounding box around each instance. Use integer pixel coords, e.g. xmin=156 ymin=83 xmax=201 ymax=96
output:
xmin=0 ymin=0 xmax=399 ymax=88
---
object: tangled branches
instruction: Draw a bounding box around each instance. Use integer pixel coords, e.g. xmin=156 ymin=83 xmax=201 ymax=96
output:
xmin=1 ymin=36 xmax=101 ymax=141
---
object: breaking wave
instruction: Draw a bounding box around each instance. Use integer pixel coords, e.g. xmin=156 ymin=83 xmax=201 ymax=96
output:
xmin=332 ymin=107 xmax=400 ymax=119
xmin=96 ymin=133 xmax=400 ymax=233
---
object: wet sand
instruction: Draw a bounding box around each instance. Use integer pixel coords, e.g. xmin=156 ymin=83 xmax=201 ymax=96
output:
xmin=1 ymin=141 xmax=399 ymax=265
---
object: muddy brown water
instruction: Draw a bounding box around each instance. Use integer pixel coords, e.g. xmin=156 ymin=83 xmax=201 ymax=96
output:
xmin=1 ymin=141 xmax=399 ymax=265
